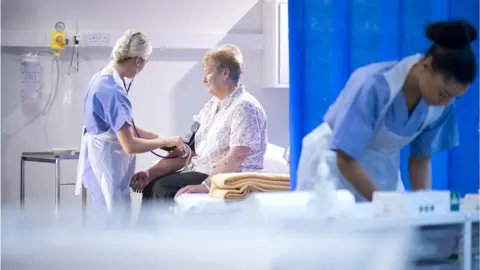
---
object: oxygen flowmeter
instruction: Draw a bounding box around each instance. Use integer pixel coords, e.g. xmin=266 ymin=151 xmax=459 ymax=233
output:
xmin=50 ymin=21 xmax=66 ymax=56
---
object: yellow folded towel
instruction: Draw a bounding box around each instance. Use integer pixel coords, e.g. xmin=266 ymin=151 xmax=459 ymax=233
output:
xmin=209 ymin=172 xmax=290 ymax=200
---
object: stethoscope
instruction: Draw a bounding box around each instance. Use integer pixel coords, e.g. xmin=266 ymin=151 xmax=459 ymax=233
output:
xmin=122 ymin=74 xmax=190 ymax=160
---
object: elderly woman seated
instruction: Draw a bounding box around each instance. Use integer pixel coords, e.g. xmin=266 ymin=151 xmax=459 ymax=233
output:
xmin=130 ymin=44 xmax=268 ymax=204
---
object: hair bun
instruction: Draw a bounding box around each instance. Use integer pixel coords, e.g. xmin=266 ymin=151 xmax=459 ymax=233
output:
xmin=426 ymin=20 xmax=478 ymax=49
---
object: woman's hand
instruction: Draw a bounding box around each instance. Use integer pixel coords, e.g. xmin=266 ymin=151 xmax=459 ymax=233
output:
xmin=130 ymin=171 xmax=151 ymax=193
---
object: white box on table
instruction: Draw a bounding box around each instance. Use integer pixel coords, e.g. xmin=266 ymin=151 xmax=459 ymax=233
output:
xmin=461 ymin=193 xmax=480 ymax=212
xmin=372 ymin=191 xmax=454 ymax=217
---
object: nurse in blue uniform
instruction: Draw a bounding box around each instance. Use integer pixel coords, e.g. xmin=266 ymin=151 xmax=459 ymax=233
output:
xmin=75 ymin=31 xmax=184 ymax=219
xmin=296 ymin=20 xmax=478 ymax=202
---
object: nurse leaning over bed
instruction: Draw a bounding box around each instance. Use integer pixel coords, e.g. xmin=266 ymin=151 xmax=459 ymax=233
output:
xmin=296 ymin=20 xmax=478 ymax=202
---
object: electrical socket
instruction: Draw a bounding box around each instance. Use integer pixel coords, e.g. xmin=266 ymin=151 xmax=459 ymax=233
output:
xmin=98 ymin=33 xmax=111 ymax=46
xmin=83 ymin=33 xmax=98 ymax=46
xmin=83 ymin=32 xmax=112 ymax=47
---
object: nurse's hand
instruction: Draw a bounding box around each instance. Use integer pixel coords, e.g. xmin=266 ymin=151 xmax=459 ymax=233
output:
xmin=174 ymin=184 xmax=209 ymax=199
xmin=168 ymin=136 xmax=188 ymax=156
xmin=130 ymin=171 xmax=150 ymax=193
xmin=164 ymin=136 xmax=183 ymax=148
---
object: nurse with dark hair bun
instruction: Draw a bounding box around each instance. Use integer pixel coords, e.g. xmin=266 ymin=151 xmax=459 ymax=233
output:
xmin=297 ymin=20 xmax=478 ymax=202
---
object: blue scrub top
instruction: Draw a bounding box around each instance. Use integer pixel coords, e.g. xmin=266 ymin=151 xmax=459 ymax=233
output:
xmin=83 ymin=73 xmax=133 ymax=135
xmin=323 ymin=61 xmax=459 ymax=160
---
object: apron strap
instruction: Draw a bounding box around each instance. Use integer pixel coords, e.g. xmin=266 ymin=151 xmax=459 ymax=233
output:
xmin=375 ymin=54 xmax=443 ymax=134
xmin=375 ymin=54 xmax=423 ymax=130
xmin=92 ymin=129 xmax=119 ymax=141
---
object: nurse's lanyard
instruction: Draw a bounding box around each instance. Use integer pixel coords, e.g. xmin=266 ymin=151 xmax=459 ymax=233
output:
xmin=123 ymin=79 xmax=189 ymax=160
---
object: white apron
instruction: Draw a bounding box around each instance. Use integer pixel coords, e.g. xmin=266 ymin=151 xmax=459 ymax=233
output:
xmin=75 ymin=66 xmax=135 ymax=217
xmin=76 ymin=128 xmax=135 ymax=212
xmin=296 ymin=54 xmax=445 ymax=202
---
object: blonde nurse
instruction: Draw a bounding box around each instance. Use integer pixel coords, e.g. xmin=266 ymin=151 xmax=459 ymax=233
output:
xmin=76 ymin=31 xmax=184 ymax=220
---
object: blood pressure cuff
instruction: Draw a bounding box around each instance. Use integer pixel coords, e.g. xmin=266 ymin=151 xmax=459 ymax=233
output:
xmin=182 ymin=121 xmax=200 ymax=152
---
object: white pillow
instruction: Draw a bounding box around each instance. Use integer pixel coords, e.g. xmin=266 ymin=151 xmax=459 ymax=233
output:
xmin=263 ymin=155 xmax=289 ymax=174
xmin=263 ymin=143 xmax=289 ymax=174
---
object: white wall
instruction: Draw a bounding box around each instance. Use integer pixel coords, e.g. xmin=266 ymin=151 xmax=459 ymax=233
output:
xmin=1 ymin=0 xmax=290 ymax=212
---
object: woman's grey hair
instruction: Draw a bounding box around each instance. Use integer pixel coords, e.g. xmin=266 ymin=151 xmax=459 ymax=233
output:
xmin=202 ymin=44 xmax=245 ymax=84
xmin=111 ymin=30 xmax=152 ymax=63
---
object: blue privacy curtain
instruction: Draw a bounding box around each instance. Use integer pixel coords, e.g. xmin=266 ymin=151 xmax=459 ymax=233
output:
xmin=289 ymin=0 xmax=479 ymax=195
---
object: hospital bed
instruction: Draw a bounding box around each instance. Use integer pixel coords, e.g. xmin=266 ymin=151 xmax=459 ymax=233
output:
xmin=174 ymin=190 xmax=479 ymax=270
xmin=169 ymin=143 xmax=479 ymax=269
xmin=150 ymin=141 xmax=478 ymax=269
